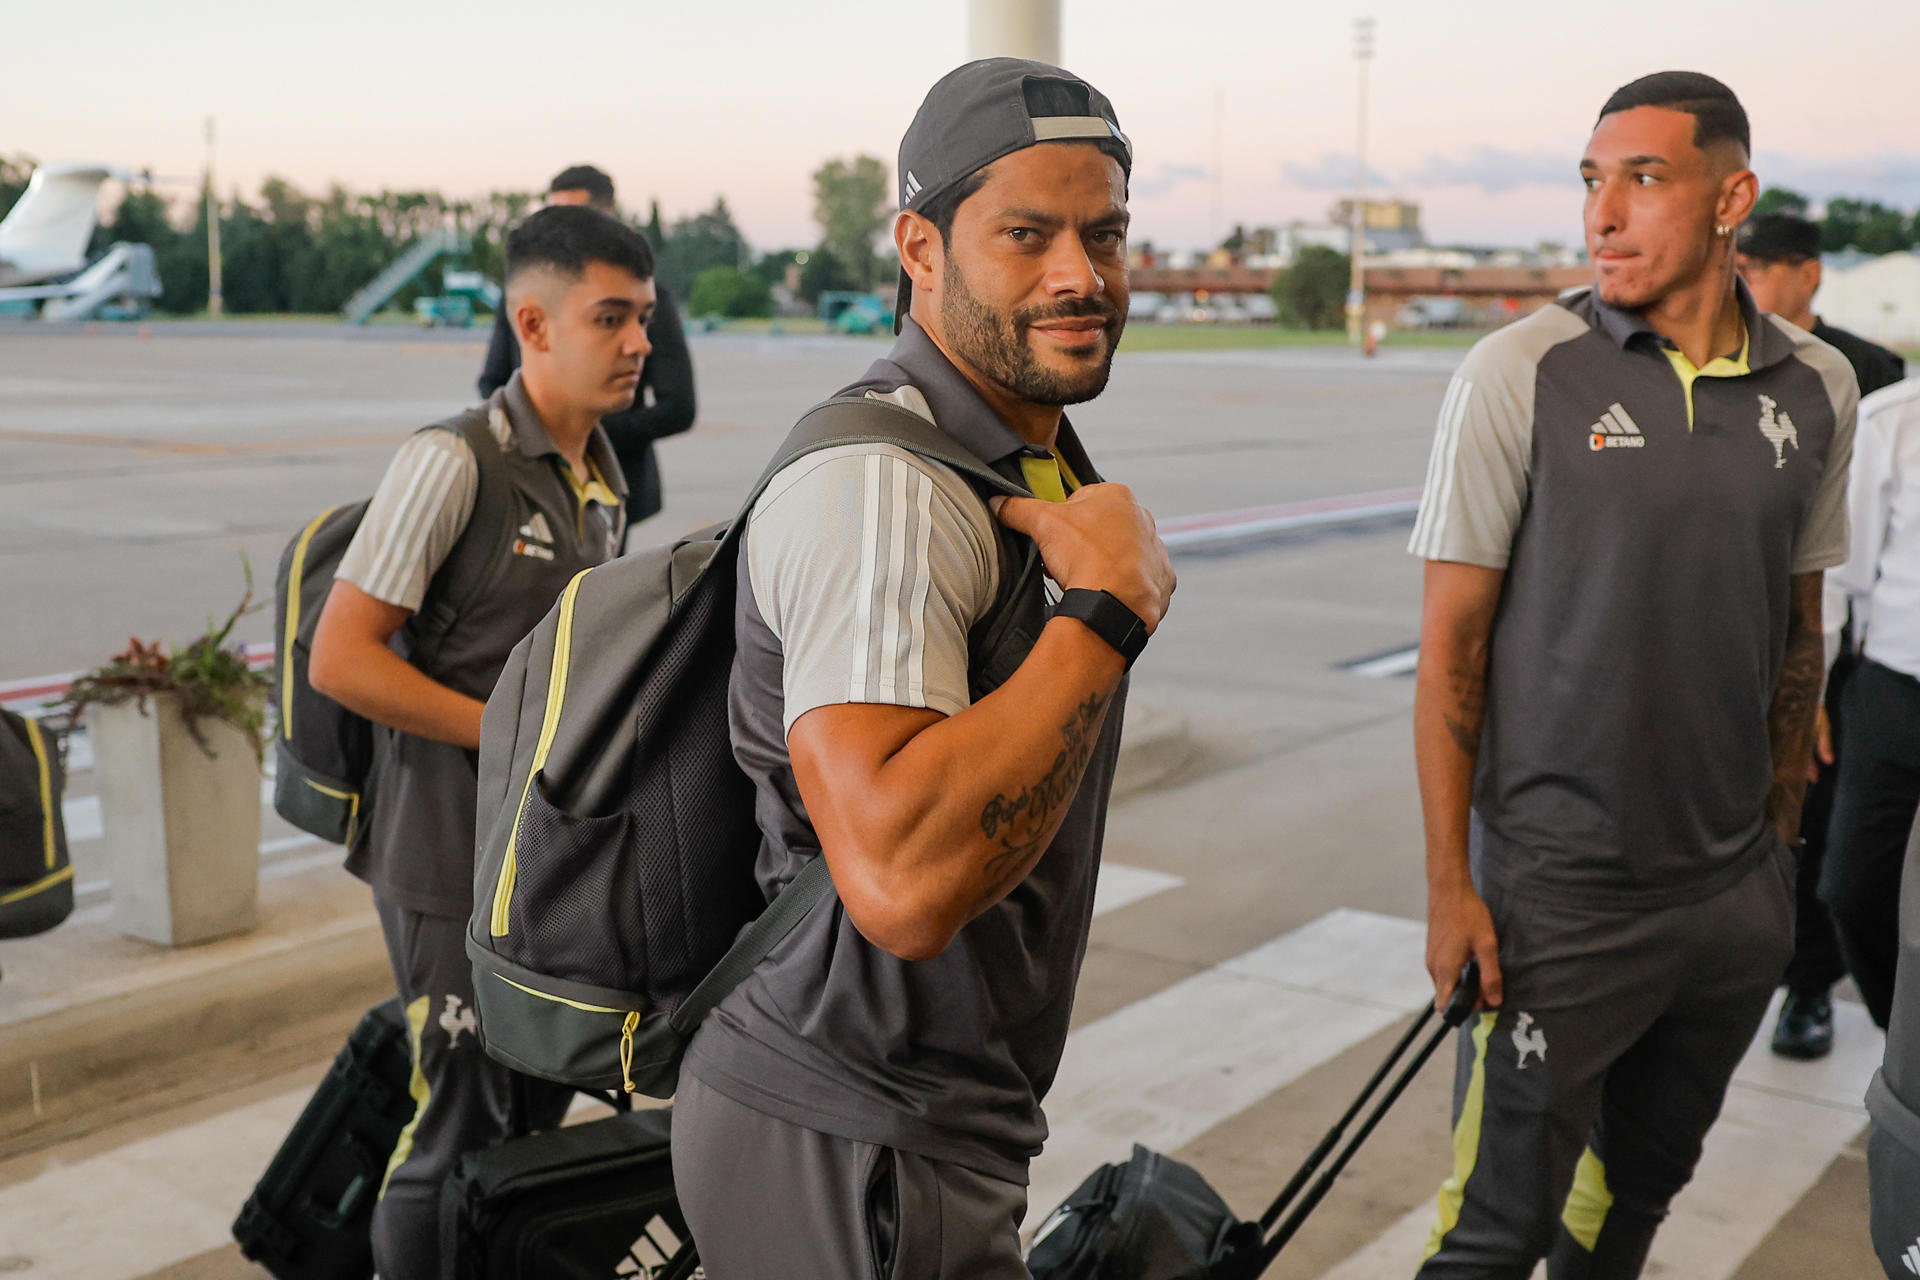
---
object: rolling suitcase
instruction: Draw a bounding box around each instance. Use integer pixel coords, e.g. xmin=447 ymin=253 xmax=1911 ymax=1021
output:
xmin=437 ymin=1105 xmax=696 ymax=1280
xmin=232 ymin=999 xmax=415 ymax=1280
xmin=1028 ymin=963 xmax=1482 ymax=1280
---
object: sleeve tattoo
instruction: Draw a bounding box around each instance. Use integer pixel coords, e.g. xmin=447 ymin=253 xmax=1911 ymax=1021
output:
xmin=1766 ymin=573 xmax=1826 ymax=840
xmin=977 ymin=692 xmax=1109 ymax=886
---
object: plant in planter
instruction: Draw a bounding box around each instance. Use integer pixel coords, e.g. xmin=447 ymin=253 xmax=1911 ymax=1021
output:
xmin=61 ymin=570 xmax=272 ymax=946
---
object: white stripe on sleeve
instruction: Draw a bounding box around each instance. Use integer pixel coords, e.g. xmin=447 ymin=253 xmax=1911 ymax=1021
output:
xmin=1408 ymin=376 xmax=1471 ymax=558
xmin=848 ymin=452 xmax=883 ymax=702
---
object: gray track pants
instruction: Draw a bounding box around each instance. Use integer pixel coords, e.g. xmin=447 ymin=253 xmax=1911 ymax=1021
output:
xmin=672 ymin=1072 xmax=1031 ymax=1279
xmin=369 ymin=898 xmax=574 ymax=1280
xmin=1416 ymin=844 xmax=1794 ymax=1279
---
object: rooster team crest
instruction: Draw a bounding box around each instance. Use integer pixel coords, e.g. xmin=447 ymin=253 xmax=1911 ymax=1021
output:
xmin=1756 ymin=394 xmax=1799 ymax=469
xmin=1512 ymin=1012 xmax=1547 ymax=1070
xmin=439 ymin=994 xmax=478 ymax=1047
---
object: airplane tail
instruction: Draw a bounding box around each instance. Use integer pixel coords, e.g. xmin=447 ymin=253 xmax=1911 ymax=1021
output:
xmin=0 ymin=164 xmax=120 ymax=286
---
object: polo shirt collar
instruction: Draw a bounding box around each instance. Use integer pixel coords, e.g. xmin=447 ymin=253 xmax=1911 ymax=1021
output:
xmin=872 ymin=319 xmax=1104 ymax=486
xmin=498 ymin=370 xmax=629 ymax=499
xmin=1587 ymin=277 xmax=1788 ymax=371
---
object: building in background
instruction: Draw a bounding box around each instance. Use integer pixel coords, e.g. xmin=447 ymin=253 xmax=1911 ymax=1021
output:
xmin=1818 ymin=251 xmax=1920 ymax=348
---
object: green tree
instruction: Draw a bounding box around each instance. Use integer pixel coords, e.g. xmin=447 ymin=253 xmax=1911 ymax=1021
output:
xmin=811 ymin=155 xmax=891 ymax=290
xmin=754 ymin=249 xmax=804 ymax=287
xmin=655 ymin=198 xmax=748 ymax=299
xmin=0 ymin=155 xmax=36 ymax=222
xmin=688 ymin=265 xmax=774 ymax=319
xmin=1271 ymin=246 xmax=1350 ymax=330
xmin=797 ymin=246 xmax=858 ymax=304
xmin=1855 ymin=204 xmax=1916 ymax=255
xmin=1752 ymin=187 xmax=1810 ymax=217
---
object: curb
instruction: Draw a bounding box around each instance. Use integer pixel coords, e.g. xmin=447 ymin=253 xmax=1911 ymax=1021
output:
xmin=0 ymin=699 xmax=1197 ymax=1152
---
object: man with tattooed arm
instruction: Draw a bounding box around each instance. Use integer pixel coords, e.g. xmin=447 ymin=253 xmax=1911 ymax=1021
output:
xmin=1405 ymin=72 xmax=1855 ymax=1278
xmin=671 ymin=59 xmax=1175 ymax=1278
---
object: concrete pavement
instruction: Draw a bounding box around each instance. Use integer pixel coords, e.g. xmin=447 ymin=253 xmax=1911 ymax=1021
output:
xmin=0 ymin=324 xmax=1884 ymax=1278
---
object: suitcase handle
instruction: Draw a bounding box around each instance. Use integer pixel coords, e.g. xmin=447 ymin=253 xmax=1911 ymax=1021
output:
xmin=304 ymin=1131 xmax=385 ymax=1231
xmin=1247 ymin=960 xmax=1481 ymax=1274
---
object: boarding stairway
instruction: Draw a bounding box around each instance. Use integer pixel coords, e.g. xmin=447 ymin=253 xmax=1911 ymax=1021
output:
xmin=341 ymin=227 xmax=470 ymax=325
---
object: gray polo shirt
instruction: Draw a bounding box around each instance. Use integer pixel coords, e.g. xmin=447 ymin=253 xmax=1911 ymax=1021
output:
xmin=1409 ymin=284 xmax=1856 ymax=909
xmin=683 ymin=320 xmax=1127 ymax=1182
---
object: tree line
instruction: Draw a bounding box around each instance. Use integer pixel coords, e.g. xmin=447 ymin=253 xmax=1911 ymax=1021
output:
xmin=0 ymin=154 xmax=901 ymax=320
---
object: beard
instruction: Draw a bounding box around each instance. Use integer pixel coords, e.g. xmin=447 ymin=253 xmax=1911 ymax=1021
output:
xmin=939 ymin=255 xmax=1125 ymax=406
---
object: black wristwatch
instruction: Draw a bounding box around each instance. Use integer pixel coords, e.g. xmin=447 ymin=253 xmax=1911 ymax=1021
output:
xmin=1054 ymin=589 xmax=1150 ymax=669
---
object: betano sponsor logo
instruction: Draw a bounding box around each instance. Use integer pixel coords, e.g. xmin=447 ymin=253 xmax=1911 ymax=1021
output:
xmin=1589 ymin=402 xmax=1646 ymax=451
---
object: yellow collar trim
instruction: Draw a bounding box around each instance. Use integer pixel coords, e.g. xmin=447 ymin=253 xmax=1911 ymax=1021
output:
xmin=1019 ymin=450 xmax=1081 ymax=504
xmin=1662 ymin=327 xmax=1751 ymax=429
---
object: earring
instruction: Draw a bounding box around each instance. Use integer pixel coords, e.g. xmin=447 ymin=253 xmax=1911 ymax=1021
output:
xmin=1716 ymin=225 xmax=1731 ymax=237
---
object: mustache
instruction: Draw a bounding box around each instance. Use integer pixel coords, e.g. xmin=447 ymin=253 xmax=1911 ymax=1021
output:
xmin=1013 ymin=297 xmax=1119 ymax=329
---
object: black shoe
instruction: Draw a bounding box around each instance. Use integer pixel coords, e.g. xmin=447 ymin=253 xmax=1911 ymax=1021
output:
xmin=1771 ymin=988 xmax=1834 ymax=1060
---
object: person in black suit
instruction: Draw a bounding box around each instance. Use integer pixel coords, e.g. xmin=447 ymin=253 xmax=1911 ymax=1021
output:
xmin=479 ymin=165 xmax=696 ymax=527
xmin=1739 ymin=211 xmax=1907 ymax=1061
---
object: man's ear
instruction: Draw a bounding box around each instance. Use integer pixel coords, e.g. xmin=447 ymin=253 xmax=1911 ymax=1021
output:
xmin=1716 ymin=165 xmax=1759 ymax=237
xmin=512 ymin=294 xmax=550 ymax=355
xmin=897 ymin=210 xmax=940 ymax=300
xmin=1804 ymin=257 xmax=1823 ymax=296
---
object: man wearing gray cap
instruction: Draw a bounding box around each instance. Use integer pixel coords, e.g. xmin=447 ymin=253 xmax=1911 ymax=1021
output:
xmin=672 ymin=59 xmax=1174 ymax=1277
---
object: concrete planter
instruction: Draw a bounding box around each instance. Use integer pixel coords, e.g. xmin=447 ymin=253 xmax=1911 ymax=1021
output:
xmin=91 ymin=691 xmax=262 ymax=946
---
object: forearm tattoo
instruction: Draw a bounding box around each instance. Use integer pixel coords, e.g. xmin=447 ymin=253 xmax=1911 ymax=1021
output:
xmin=978 ymin=692 xmax=1109 ymax=882
xmin=1766 ymin=575 xmax=1826 ymax=837
xmin=1443 ymin=663 xmax=1487 ymax=758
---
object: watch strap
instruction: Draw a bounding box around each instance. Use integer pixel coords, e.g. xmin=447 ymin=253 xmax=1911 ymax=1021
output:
xmin=1053 ymin=588 xmax=1149 ymax=669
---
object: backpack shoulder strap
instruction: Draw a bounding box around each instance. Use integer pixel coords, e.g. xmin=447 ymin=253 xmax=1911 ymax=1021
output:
xmin=668 ymin=855 xmax=833 ymax=1035
xmin=745 ymin=395 xmax=1029 ymax=515
xmin=412 ymin=405 xmax=515 ymax=643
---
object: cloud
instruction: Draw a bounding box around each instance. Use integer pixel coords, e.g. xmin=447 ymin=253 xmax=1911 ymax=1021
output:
xmin=1402 ymin=147 xmax=1572 ymax=195
xmin=1280 ymin=151 xmax=1393 ymax=192
xmin=1753 ymin=150 xmax=1920 ymax=209
xmin=1132 ymin=162 xmax=1214 ymax=200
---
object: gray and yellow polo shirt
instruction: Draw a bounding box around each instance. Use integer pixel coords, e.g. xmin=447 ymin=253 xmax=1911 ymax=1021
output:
xmin=1409 ymin=283 xmax=1857 ymax=908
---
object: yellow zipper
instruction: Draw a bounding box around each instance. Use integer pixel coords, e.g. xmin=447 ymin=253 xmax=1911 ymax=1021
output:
xmin=22 ymin=716 xmax=56 ymax=871
xmin=491 ymin=568 xmax=592 ymax=936
xmin=619 ymin=1010 xmax=641 ymax=1094
xmin=0 ymin=864 xmax=74 ymax=906
xmin=282 ymin=506 xmax=340 ymax=736
xmin=493 ymin=974 xmax=643 ymax=1093
xmin=302 ymin=777 xmax=361 ymax=846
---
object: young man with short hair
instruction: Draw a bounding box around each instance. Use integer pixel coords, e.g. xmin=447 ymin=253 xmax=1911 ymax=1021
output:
xmin=1408 ymin=72 xmax=1855 ymax=1277
xmin=479 ymin=163 xmax=695 ymax=526
xmin=311 ymin=205 xmax=655 ymax=1280
xmin=671 ymin=60 xmax=1175 ymax=1277
xmin=1736 ymin=210 xmax=1905 ymax=1059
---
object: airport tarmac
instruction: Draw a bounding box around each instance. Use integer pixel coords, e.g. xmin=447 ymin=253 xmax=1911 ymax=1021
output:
xmin=0 ymin=323 xmax=1883 ymax=1277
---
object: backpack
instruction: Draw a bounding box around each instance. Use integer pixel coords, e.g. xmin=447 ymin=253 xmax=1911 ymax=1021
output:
xmin=0 ymin=707 xmax=74 ymax=939
xmin=270 ymin=413 xmax=512 ymax=846
xmin=468 ymin=396 xmax=1045 ymax=1096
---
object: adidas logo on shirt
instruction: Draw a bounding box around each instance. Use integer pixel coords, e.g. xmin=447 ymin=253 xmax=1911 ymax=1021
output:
xmin=1588 ymin=402 xmax=1645 ymax=451
xmin=513 ymin=511 xmax=556 ymax=560
xmin=1903 ymin=1236 xmax=1920 ymax=1275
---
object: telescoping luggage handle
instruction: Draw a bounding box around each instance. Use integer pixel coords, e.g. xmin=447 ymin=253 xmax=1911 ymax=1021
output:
xmin=1247 ymin=960 xmax=1483 ymax=1274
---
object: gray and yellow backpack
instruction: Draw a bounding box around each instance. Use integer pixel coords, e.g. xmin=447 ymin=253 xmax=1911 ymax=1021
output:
xmin=468 ymin=397 xmax=1045 ymax=1097
xmin=270 ymin=413 xmax=511 ymax=847
xmin=0 ymin=707 xmax=73 ymax=939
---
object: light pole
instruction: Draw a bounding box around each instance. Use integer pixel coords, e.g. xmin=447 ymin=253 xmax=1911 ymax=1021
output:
xmin=204 ymin=117 xmax=223 ymax=320
xmin=1346 ymin=18 xmax=1374 ymax=346
xmin=968 ymin=0 xmax=1060 ymax=63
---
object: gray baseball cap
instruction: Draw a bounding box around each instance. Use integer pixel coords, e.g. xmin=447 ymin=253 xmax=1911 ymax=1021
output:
xmin=893 ymin=58 xmax=1132 ymax=332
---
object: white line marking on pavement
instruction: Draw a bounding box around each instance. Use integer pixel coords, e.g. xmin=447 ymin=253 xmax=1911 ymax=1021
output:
xmin=1093 ymin=863 xmax=1184 ymax=918
xmin=0 ymin=860 xmax=1193 ymax=1279
xmin=1345 ymin=645 xmax=1420 ymax=679
xmin=0 ymin=1085 xmax=312 ymax=1280
xmin=1028 ymin=908 xmax=1429 ymax=1218
xmin=1315 ymin=992 xmax=1882 ymax=1280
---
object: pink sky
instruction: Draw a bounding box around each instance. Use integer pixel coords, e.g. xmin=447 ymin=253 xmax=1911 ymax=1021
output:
xmin=10 ymin=0 xmax=1918 ymax=253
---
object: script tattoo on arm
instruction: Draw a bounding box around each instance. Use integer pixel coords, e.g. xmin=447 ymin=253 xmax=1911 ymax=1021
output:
xmin=1766 ymin=573 xmax=1826 ymax=842
xmin=976 ymin=692 xmax=1110 ymax=895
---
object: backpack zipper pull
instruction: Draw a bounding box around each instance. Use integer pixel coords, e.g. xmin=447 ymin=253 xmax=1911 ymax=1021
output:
xmin=619 ymin=1010 xmax=640 ymax=1093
